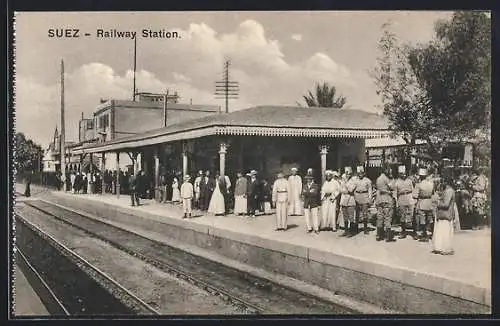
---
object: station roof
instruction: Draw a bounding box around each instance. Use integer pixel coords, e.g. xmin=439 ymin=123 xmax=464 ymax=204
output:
xmin=72 ymin=105 xmax=391 ymax=154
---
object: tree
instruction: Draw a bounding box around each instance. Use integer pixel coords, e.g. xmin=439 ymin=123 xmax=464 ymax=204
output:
xmin=15 ymin=132 xmax=43 ymax=174
xmin=372 ymin=12 xmax=491 ymax=162
xmin=301 ymin=82 xmax=347 ymax=108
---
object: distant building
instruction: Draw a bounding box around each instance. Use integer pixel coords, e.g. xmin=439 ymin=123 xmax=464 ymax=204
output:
xmin=42 ymin=126 xmax=75 ymax=173
xmin=72 ymin=94 xmax=221 ymax=172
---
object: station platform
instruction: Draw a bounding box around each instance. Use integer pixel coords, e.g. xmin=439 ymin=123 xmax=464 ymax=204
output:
xmin=15 ymin=183 xmax=492 ymax=314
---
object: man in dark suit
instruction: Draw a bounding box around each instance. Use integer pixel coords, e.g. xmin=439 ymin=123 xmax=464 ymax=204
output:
xmin=199 ymin=170 xmax=215 ymax=211
xmin=247 ymin=170 xmax=260 ymax=217
xmin=129 ymin=172 xmax=140 ymax=206
xmin=302 ymin=168 xmax=321 ymax=234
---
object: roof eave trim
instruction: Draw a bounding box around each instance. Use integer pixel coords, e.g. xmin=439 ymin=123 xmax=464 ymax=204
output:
xmin=215 ymin=126 xmax=391 ymax=138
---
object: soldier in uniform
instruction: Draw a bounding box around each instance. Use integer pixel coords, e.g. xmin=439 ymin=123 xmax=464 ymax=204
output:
xmin=469 ymin=167 xmax=488 ymax=229
xmin=272 ymin=172 xmax=289 ymax=231
xmin=413 ymin=168 xmax=435 ymax=242
xmin=302 ymin=168 xmax=320 ymax=234
xmin=340 ymin=166 xmax=357 ymax=237
xmin=354 ymin=165 xmax=373 ymax=235
xmin=375 ymin=165 xmax=395 ymax=242
xmin=394 ymin=165 xmax=416 ymax=239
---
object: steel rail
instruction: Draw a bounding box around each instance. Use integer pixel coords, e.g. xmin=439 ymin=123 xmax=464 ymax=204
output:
xmin=15 ymin=213 xmax=161 ymax=316
xmin=15 ymin=245 xmax=71 ymax=316
xmin=22 ymin=200 xmax=264 ymax=314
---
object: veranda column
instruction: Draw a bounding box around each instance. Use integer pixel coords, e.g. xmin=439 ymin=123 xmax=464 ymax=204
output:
xmin=154 ymin=148 xmax=160 ymax=202
xmin=101 ymin=152 xmax=106 ymax=195
xmin=90 ymin=153 xmax=94 ymax=193
xmin=182 ymin=142 xmax=188 ymax=177
xmin=219 ymin=142 xmax=228 ymax=176
xmin=116 ymin=152 xmax=121 ymax=198
xmin=319 ymin=145 xmax=329 ymax=185
xmin=365 ymin=149 xmax=370 ymax=170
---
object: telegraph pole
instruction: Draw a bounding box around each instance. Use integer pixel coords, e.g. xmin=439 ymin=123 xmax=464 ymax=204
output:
xmin=60 ymin=59 xmax=66 ymax=190
xmin=133 ymin=36 xmax=137 ymax=101
xmin=163 ymin=90 xmax=169 ymax=127
xmin=160 ymin=90 xmax=179 ymax=127
xmin=215 ymin=60 xmax=239 ymax=113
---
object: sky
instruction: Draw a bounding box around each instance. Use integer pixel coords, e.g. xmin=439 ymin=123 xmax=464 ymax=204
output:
xmin=14 ymin=11 xmax=454 ymax=146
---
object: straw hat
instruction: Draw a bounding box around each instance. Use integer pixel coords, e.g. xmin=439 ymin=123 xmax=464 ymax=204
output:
xmin=344 ymin=166 xmax=352 ymax=173
xmin=398 ymin=165 xmax=406 ymax=174
xmin=418 ymin=168 xmax=428 ymax=176
xmin=290 ymin=167 xmax=298 ymax=172
xmin=356 ymin=166 xmax=364 ymax=173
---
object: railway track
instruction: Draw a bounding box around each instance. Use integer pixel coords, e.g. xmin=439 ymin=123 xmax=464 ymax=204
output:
xmin=18 ymin=199 xmax=354 ymax=314
xmin=15 ymin=214 xmax=160 ymax=316
xmin=15 ymin=245 xmax=70 ymax=316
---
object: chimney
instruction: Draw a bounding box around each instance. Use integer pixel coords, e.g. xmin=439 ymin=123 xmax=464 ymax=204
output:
xmin=81 ymin=112 xmax=84 ymax=120
xmin=190 ymin=98 xmax=192 ymax=105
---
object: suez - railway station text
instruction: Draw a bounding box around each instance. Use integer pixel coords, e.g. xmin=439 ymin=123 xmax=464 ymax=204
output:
xmin=48 ymin=28 xmax=180 ymax=39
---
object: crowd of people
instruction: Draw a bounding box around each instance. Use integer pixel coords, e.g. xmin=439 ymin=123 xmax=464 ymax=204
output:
xmin=169 ymin=164 xmax=489 ymax=256
xmin=58 ymin=161 xmax=489 ymax=256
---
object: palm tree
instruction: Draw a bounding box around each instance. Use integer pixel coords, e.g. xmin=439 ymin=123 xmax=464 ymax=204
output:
xmin=301 ymin=82 xmax=347 ymax=108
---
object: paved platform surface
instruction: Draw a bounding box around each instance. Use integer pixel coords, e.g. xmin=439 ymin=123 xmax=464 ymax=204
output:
xmin=13 ymin=264 xmax=49 ymax=316
xmin=16 ymin=183 xmax=490 ymax=294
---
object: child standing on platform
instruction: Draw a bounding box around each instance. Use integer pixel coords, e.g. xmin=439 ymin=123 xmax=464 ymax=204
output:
xmin=181 ymin=174 xmax=194 ymax=219
xmin=261 ymin=179 xmax=273 ymax=215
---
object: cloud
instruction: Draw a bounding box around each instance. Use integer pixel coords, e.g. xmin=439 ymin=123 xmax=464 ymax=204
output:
xmin=16 ymin=19 xmax=364 ymax=146
xmin=291 ymin=34 xmax=302 ymax=41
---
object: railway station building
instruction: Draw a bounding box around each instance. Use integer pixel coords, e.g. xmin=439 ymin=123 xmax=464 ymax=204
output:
xmin=72 ymin=105 xmax=391 ymax=195
xmin=70 ymin=93 xmax=220 ymax=174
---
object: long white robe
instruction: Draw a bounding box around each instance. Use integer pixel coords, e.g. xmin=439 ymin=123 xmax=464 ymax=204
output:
xmin=321 ymin=179 xmax=341 ymax=229
xmin=172 ymin=177 xmax=181 ymax=202
xmin=208 ymin=180 xmax=225 ymax=214
xmin=288 ymin=175 xmax=303 ymax=215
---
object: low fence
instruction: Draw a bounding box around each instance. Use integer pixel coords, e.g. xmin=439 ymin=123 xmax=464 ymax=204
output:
xmin=16 ymin=171 xmax=60 ymax=189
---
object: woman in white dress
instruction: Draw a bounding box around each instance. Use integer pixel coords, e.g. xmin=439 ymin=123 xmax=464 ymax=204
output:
xmin=432 ymin=177 xmax=455 ymax=255
xmin=171 ymin=174 xmax=181 ymax=203
xmin=208 ymin=174 xmax=226 ymax=215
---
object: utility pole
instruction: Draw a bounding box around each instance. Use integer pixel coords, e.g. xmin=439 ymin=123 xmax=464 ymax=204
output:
xmin=215 ymin=60 xmax=239 ymax=113
xmin=163 ymin=90 xmax=169 ymax=127
xmin=133 ymin=37 xmax=137 ymax=101
xmin=160 ymin=90 xmax=179 ymax=127
xmin=60 ymin=59 xmax=66 ymax=190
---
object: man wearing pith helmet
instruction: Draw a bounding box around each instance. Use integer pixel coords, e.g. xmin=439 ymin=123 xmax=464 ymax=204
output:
xmin=394 ymin=165 xmax=416 ymax=239
xmin=413 ymin=167 xmax=435 ymax=242
xmin=302 ymin=168 xmax=320 ymax=234
xmin=354 ymin=165 xmax=373 ymax=235
xmin=340 ymin=166 xmax=357 ymax=237
xmin=272 ymin=172 xmax=290 ymax=231
xmin=375 ymin=164 xmax=396 ymax=242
